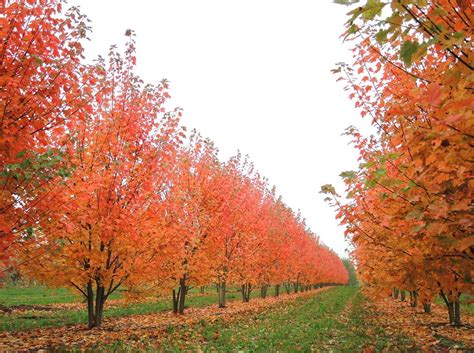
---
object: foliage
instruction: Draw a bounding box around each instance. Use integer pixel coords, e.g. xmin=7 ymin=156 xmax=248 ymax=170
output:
xmin=0 ymin=0 xmax=90 ymax=268
xmin=328 ymin=0 xmax=473 ymax=327
xmin=2 ymin=0 xmax=348 ymax=329
xmin=342 ymin=258 xmax=359 ymax=286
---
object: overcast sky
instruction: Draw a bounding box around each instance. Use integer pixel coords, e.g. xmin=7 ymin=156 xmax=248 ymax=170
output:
xmin=71 ymin=0 xmax=373 ymax=257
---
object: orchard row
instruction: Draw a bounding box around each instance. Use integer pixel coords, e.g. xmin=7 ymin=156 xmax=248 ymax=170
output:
xmin=0 ymin=0 xmax=348 ymax=329
xmin=324 ymin=0 xmax=472 ymax=327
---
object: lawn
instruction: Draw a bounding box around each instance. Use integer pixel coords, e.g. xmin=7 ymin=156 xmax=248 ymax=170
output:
xmin=104 ymin=286 xmax=414 ymax=352
xmin=0 ymin=284 xmax=275 ymax=332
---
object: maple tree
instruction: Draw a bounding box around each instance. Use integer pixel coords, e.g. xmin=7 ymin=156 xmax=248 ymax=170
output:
xmin=15 ymin=33 xmax=183 ymax=328
xmin=0 ymin=0 xmax=90 ymax=268
xmin=326 ymin=0 xmax=473 ymax=327
xmin=159 ymin=133 xmax=221 ymax=314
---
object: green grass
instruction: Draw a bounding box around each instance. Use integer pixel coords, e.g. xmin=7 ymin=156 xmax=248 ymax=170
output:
xmin=0 ymin=285 xmax=269 ymax=332
xmin=154 ymin=286 xmax=415 ymax=352
xmin=0 ymin=285 xmax=126 ymax=306
xmin=2 ymin=286 xmax=420 ymax=351
xmin=0 ymin=286 xmax=81 ymax=306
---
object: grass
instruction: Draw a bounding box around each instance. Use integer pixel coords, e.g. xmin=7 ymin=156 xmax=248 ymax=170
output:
xmin=0 ymin=285 xmax=272 ymax=332
xmin=0 ymin=286 xmax=81 ymax=306
xmin=2 ymin=285 xmax=420 ymax=351
xmin=153 ymin=286 xmax=415 ymax=352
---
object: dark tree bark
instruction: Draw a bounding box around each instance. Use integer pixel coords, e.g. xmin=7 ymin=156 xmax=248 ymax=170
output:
xmin=274 ymin=284 xmax=280 ymax=297
xmin=218 ymin=280 xmax=226 ymax=308
xmin=241 ymin=283 xmax=252 ymax=302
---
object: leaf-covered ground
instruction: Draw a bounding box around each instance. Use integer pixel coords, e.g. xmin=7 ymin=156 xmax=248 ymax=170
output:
xmin=0 ymin=287 xmax=244 ymax=332
xmin=370 ymin=296 xmax=474 ymax=352
xmin=0 ymin=286 xmax=472 ymax=351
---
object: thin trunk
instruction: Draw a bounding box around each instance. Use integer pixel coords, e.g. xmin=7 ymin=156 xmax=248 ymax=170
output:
xmin=260 ymin=285 xmax=268 ymax=299
xmin=411 ymin=291 xmax=418 ymax=307
xmin=447 ymin=301 xmax=455 ymax=324
xmin=423 ymin=303 xmax=431 ymax=314
xmin=400 ymin=290 xmax=406 ymax=301
xmin=200 ymin=286 xmax=205 ymax=294
xmin=178 ymin=280 xmax=187 ymax=315
xmin=218 ymin=280 xmax=226 ymax=308
xmin=454 ymin=298 xmax=461 ymax=327
xmin=275 ymin=284 xmax=280 ymax=297
xmin=86 ymin=281 xmax=95 ymax=329
xmin=172 ymin=288 xmax=179 ymax=314
xmin=94 ymin=285 xmax=105 ymax=327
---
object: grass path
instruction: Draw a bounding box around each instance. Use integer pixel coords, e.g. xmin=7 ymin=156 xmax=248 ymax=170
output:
xmin=158 ymin=286 xmax=414 ymax=352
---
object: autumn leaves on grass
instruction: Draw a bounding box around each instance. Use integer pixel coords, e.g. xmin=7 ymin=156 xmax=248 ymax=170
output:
xmin=0 ymin=287 xmax=331 ymax=351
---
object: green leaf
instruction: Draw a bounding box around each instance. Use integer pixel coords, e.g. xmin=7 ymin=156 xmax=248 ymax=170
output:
xmin=402 ymin=181 xmax=416 ymax=193
xmin=362 ymin=0 xmax=386 ymax=20
xmin=375 ymin=29 xmax=389 ymax=44
xmin=347 ymin=24 xmax=359 ymax=36
xmin=320 ymin=184 xmax=337 ymax=195
xmin=364 ymin=178 xmax=377 ymax=189
xmin=16 ymin=150 xmax=27 ymax=158
xmin=400 ymin=40 xmax=419 ymax=66
xmin=374 ymin=168 xmax=386 ymax=178
xmin=340 ymin=170 xmax=357 ymax=181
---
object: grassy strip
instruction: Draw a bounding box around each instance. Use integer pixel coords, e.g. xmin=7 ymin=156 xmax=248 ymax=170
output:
xmin=329 ymin=290 xmax=416 ymax=352
xmin=0 ymin=286 xmax=272 ymax=332
xmin=104 ymin=286 xmax=415 ymax=352
xmin=157 ymin=286 xmax=358 ymax=351
xmin=0 ymin=286 xmax=81 ymax=306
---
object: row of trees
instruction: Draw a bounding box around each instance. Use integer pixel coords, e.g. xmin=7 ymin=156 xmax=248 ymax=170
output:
xmin=324 ymin=0 xmax=472 ymax=327
xmin=1 ymin=0 xmax=348 ymax=329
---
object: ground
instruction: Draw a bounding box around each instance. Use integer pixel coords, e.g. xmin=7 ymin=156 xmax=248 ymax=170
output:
xmin=0 ymin=285 xmax=472 ymax=352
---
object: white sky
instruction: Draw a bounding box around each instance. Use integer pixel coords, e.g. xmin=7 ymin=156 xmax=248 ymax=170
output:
xmin=71 ymin=0 xmax=373 ymax=257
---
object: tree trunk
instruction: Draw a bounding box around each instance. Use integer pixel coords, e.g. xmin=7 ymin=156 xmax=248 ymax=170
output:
xmin=172 ymin=288 xmax=179 ymax=314
xmin=86 ymin=281 xmax=95 ymax=329
xmin=178 ymin=278 xmax=188 ymax=314
xmin=200 ymin=286 xmax=205 ymax=294
xmin=86 ymin=281 xmax=106 ymax=329
xmin=454 ymin=299 xmax=461 ymax=327
xmin=284 ymin=282 xmax=291 ymax=294
xmin=218 ymin=280 xmax=226 ymax=308
xmin=440 ymin=290 xmax=460 ymax=326
xmin=241 ymin=283 xmax=252 ymax=302
xmin=172 ymin=277 xmax=188 ymax=314
xmin=274 ymin=284 xmax=280 ymax=297
xmin=447 ymin=301 xmax=455 ymax=324
xmin=423 ymin=303 xmax=431 ymax=314
xmin=411 ymin=291 xmax=418 ymax=308
xmin=94 ymin=285 xmax=105 ymax=327
xmin=260 ymin=285 xmax=268 ymax=299
xmin=400 ymin=290 xmax=406 ymax=301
